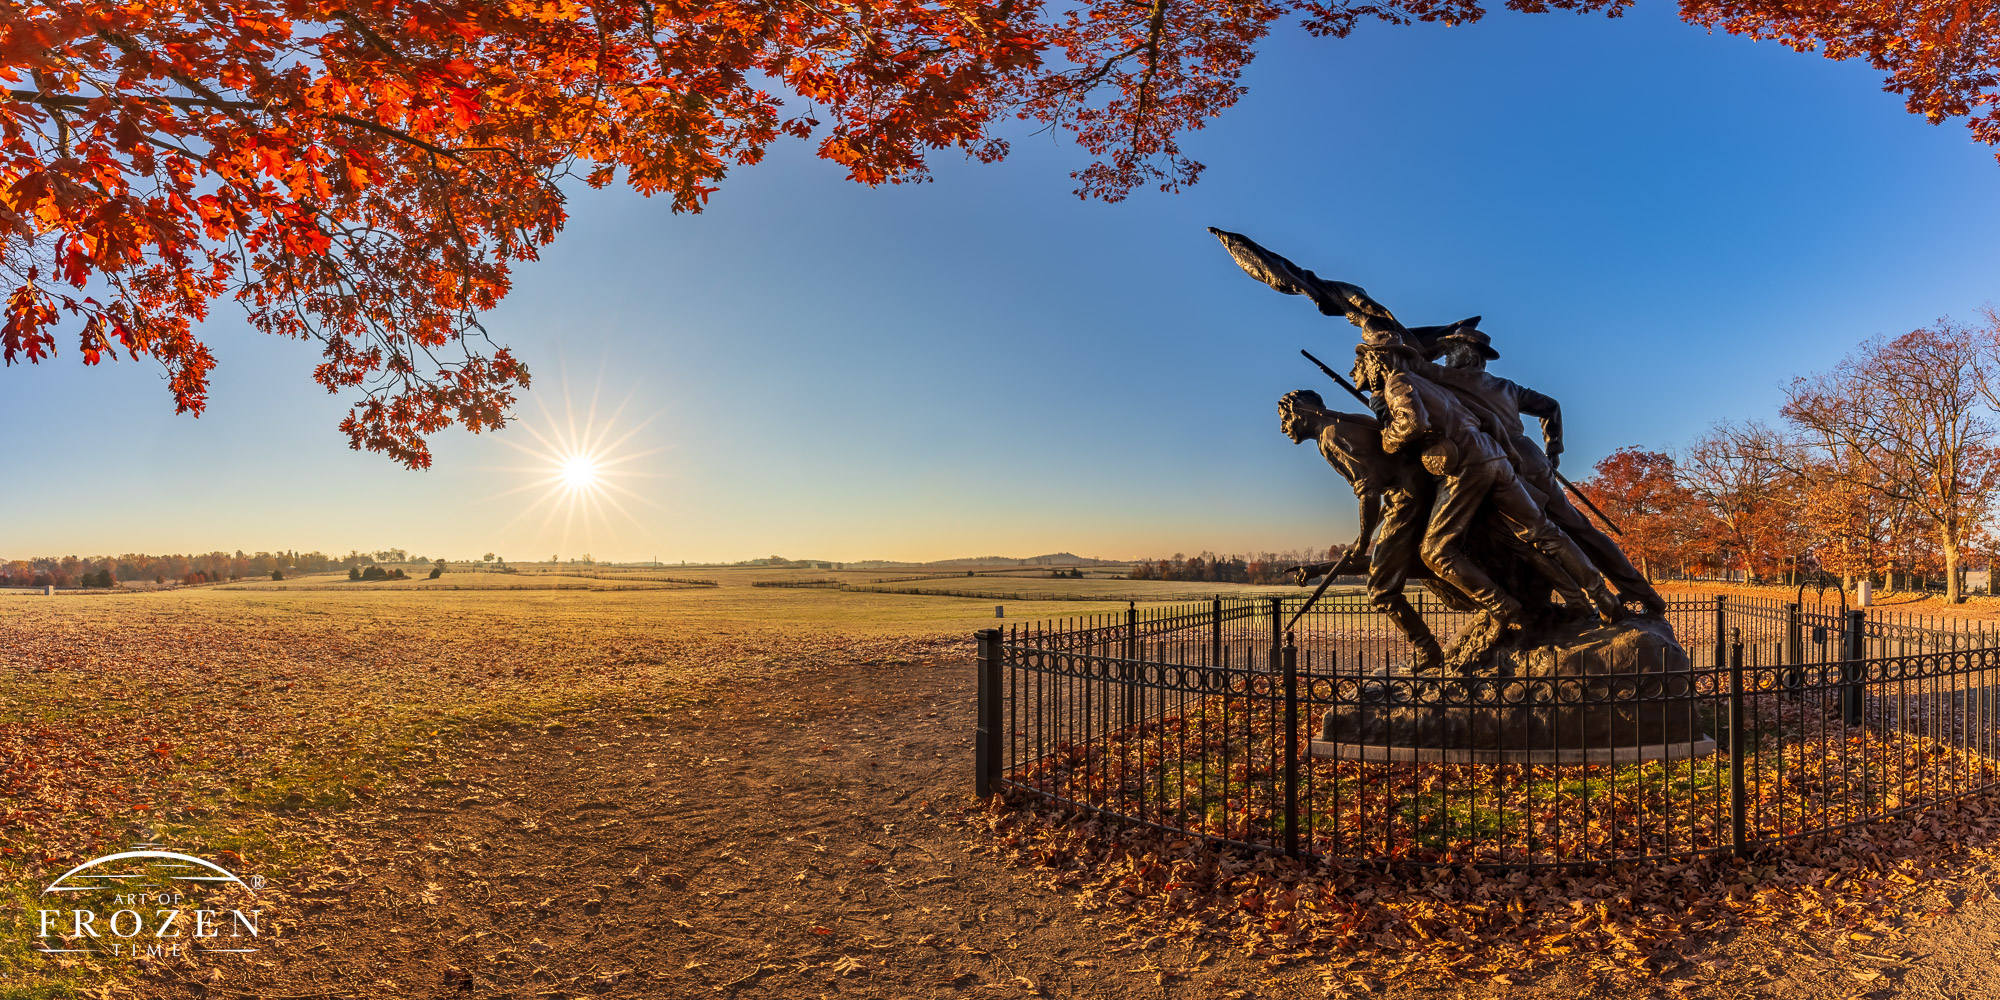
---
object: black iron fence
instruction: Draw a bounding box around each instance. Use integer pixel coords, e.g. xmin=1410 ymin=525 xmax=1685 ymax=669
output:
xmin=974 ymin=595 xmax=2000 ymax=866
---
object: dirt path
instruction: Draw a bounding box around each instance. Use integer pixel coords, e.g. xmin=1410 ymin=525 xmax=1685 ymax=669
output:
xmin=136 ymin=659 xmax=2000 ymax=1000
xmin=146 ymin=661 xmax=1231 ymax=999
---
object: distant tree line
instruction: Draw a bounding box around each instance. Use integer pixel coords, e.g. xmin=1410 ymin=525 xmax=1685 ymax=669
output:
xmin=0 ymin=549 xmax=435 ymax=588
xmin=734 ymin=555 xmax=837 ymax=569
xmin=1579 ymin=315 xmax=2000 ymax=602
xmin=1128 ymin=549 xmax=1338 ymax=585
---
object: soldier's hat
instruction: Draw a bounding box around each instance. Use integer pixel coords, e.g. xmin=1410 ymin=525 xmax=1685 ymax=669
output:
xmin=1353 ymin=337 xmax=1420 ymax=362
xmin=1435 ymin=318 xmax=1499 ymax=360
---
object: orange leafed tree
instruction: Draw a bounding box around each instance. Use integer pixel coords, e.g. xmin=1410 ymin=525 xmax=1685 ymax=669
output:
xmin=1575 ymin=446 xmax=1698 ymax=581
xmin=1675 ymin=423 xmax=1803 ymax=584
xmin=7 ymin=1 xmax=1999 ymax=464
xmin=1781 ymin=322 xmax=2000 ymax=603
xmin=1791 ymin=455 xmax=1899 ymax=586
xmin=2 ymin=1 xmax=1046 ymax=467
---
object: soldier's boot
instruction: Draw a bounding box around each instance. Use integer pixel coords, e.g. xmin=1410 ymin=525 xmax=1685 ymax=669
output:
xmin=1509 ymin=539 xmax=1596 ymax=618
xmin=1554 ymin=556 xmax=1628 ymax=626
xmin=1533 ymin=535 xmax=1626 ymax=626
xmin=1380 ymin=600 xmax=1445 ymax=673
xmin=1411 ymin=642 xmax=1446 ymax=674
xmin=1544 ymin=573 xmax=1593 ymax=618
xmin=1488 ymin=591 xmax=1525 ymax=626
xmin=1586 ymin=579 xmax=1631 ymax=627
xmin=1624 ymin=581 xmax=1668 ymax=617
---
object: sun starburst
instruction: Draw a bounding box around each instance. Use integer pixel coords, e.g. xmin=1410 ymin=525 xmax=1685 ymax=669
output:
xmin=486 ymin=374 xmax=664 ymax=555
xmin=559 ymin=454 xmax=602 ymax=491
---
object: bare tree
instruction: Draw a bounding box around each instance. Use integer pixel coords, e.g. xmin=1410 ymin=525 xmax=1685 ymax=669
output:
xmin=1677 ymin=422 xmax=1802 ymax=584
xmin=1782 ymin=322 xmax=2000 ymax=603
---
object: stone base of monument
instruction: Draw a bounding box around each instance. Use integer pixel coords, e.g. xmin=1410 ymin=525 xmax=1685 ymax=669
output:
xmin=1309 ymin=736 xmax=1718 ymax=765
xmin=1309 ymin=614 xmax=1719 ymax=765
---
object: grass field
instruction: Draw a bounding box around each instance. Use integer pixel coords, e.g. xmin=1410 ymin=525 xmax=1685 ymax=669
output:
xmin=199 ymin=565 xmax=1320 ymax=603
xmin=0 ymin=578 xmax=1242 ymax=845
xmin=842 ymin=575 xmax=1307 ymax=601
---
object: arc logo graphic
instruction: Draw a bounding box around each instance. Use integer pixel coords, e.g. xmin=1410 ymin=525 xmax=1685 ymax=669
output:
xmin=32 ymin=837 xmax=263 ymax=960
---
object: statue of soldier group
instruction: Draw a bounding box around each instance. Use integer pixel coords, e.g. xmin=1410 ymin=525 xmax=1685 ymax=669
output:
xmin=1213 ymin=228 xmax=1668 ymax=676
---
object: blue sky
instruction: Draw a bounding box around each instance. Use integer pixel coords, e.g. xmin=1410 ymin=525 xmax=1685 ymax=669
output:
xmin=5 ymin=6 xmax=1998 ymax=563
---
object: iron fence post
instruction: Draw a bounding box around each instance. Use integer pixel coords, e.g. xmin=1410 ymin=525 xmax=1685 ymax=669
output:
xmin=1843 ymin=608 xmax=1865 ymax=726
xmin=976 ymin=628 xmax=1001 ymax=798
xmin=1728 ymin=633 xmax=1746 ymax=857
xmin=1713 ymin=594 xmax=1728 ymax=668
xmin=1212 ymin=595 xmax=1222 ymax=667
xmin=1282 ymin=632 xmax=1300 ymax=859
xmin=1125 ymin=602 xmax=1138 ymax=729
xmin=1784 ymin=601 xmax=1802 ymax=696
xmin=1269 ymin=596 xmax=1283 ymax=672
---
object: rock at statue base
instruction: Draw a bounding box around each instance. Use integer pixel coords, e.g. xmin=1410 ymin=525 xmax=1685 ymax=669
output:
xmin=1314 ymin=615 xmax=1712 ymax=763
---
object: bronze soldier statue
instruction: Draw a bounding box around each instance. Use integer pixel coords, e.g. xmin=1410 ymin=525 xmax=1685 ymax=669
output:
xmin=1428 ymin=324 xmax=1667 ymax=616
xmin=1351 ymin=338 xmax=1627 ymax=632
xmin=1277 ymin=390 xmax=1446 ymax=672
xmin=1214 ymin=225 xmax=1657 ymax=668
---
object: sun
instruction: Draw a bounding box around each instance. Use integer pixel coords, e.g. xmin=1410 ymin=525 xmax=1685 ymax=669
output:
xmin=559 ymin=454 xmax=602 ymax=491
xmin=485 ymin=374 xmax=665 ymax=554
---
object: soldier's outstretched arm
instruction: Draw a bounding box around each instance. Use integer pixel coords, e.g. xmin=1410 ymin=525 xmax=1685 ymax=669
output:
xmin=1299 ymin=492 xmax=1379 ymax=584
xmin=1332 ymin=491 xmax=1384 ymax=578
xmin=1516 ymin=384 xmax=1565 ymax=468
xmin=1373 ymin=365 xmax=1431 ymax=455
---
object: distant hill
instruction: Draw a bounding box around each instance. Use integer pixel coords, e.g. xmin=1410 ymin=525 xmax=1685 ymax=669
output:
xmin=841 ymin=552 xmax=1126 ymax=570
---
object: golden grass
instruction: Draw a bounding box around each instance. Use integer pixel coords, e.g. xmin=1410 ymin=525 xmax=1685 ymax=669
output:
xmin=844 ymin=575 xmax=1308 ymax=601
xmin=214 ymin=570 xmax=708 ymax=591
xmin=1662 ymin=582 xmax=2000 ymax=622
xmin=0 ymin=581 xmax=1220 ymax=826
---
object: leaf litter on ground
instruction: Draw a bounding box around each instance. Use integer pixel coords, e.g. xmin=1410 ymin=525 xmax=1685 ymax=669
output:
xmin=969 ymin=791 xmax=2000 ymax=988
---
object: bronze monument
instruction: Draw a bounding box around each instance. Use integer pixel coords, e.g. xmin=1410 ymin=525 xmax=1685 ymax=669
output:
xmin=1212 ymin=227 xmax=1704 ymax=758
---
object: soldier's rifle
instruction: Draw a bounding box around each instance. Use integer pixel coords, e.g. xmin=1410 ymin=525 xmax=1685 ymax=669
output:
xmin=1284 ymin=550 xmax=1358 ymax=634
xmin=1296 ymin=349 xmax=1625 ymax=536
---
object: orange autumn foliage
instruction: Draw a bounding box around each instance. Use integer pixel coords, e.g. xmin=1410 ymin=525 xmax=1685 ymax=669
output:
xmin=5 ymin=2 xmax=1997 ymax=464
xmin=1574 ymin=446 xmax=1697 ymax=580
xmin=1781 ymin=322 xmax=2000 ymax=602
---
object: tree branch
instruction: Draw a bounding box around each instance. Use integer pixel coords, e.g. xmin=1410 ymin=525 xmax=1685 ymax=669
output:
xmin=96 ymin=30 xmax=260 ymax=128
xmin=7 ymin=90 xmax=529 ymax=173
xmin=5 ymin=89 xmax=256 ymax=110
xmin=323 ymin=113 xmax=472 ymax=168
xmin=1134 ymin=0 xmax=1170 ymax=124
xmin=330 ymin=9 xmax=409 ymax=63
